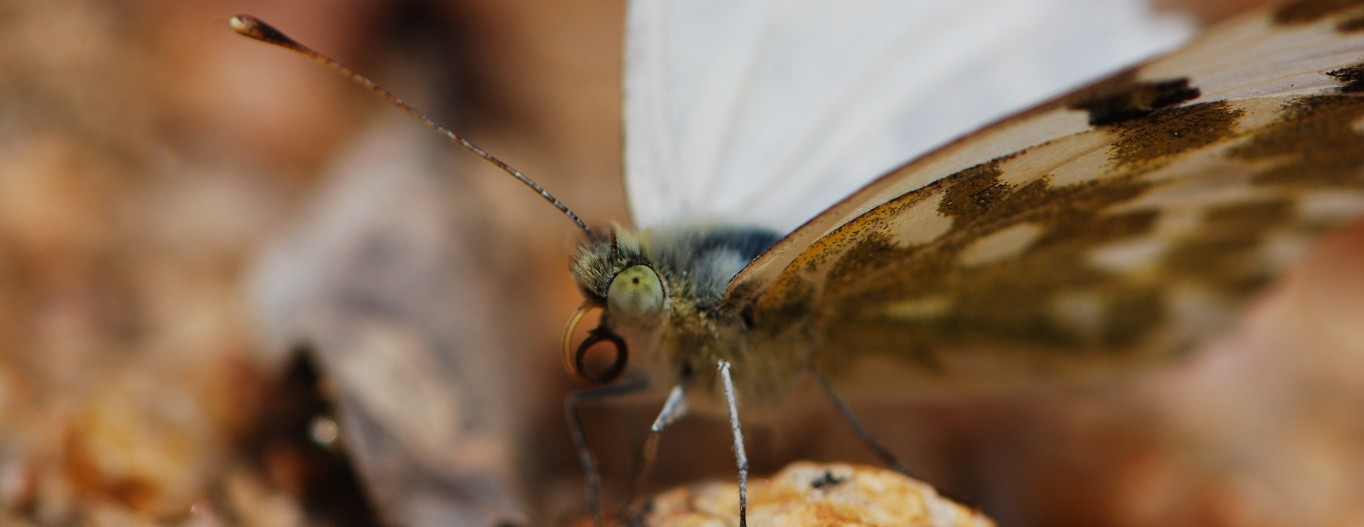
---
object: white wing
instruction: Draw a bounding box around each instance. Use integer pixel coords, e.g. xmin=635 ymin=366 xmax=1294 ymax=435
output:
xmin=624 ymin=0 xmax=1195 ymax=233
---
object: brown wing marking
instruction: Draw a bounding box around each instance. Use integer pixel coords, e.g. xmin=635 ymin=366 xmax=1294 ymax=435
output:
xmin=755 ymin=92 xmax=1364 ymax=381
xmin=1273 ymin=0 xmax=1364 ymax=28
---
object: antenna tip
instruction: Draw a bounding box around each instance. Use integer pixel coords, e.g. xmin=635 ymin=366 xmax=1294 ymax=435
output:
xmin=229 ymin=15 xmax=299 ymax=48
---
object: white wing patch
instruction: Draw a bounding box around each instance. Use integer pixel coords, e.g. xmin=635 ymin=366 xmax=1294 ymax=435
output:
xmin=623 ymin=0 xmax=1194 ymax=233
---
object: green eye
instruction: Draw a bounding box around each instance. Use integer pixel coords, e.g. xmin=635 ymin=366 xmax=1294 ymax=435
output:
xmin=607 ymin=265 xmax=665 ymax=326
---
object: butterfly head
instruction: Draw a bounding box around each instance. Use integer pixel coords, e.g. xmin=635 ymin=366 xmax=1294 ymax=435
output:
xmin=564 ymin=226 xmax=670 ymax=384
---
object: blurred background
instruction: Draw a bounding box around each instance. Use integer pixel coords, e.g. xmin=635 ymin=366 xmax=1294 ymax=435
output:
xmin=3 ymin=0 xmax=1363 ymax=525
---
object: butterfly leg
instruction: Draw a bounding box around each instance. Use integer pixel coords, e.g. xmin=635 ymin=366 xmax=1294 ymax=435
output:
xmin=810 ymin=366 xmax=915 ymax=477
xmin=626 ymin=383 xmax=689 ymax=510
xmin=565 ymin=375 xmax=651 ymax=527
xmin=717 ymin=360 xmax=749 ymax=527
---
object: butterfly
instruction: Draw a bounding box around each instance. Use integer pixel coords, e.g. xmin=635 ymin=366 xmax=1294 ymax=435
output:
xmin=565 ymin=0 xmax=1364 ymax=523
xmin=235 ymin=0 xmax=1364 ymax=524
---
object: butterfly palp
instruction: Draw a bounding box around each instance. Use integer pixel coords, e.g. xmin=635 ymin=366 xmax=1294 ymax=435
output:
xmin=575 ymin=327 xmax=629 ymax=384
xmin=562 ymin=303 xmax=629 ymax=384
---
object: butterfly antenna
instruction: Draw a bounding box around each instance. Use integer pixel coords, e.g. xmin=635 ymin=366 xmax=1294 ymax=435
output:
xmin=229 ymin=15 xmax=592 ymax=237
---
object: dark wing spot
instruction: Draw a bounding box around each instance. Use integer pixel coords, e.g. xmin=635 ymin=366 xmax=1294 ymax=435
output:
xmin=1110 ymin=102 xmax=1243 ymax=169
xmin=1067 ymin=78 xmax=1201 ymax=127
xmin=1274 ymin=0 xmax=1364 ymax=26
xmin=825 ymin=232 xmax=909 ymax=292
xmin=1339 ymin=13 xmax=1364 ymax=31
xmin=1328 ymin=63 xmax=1364 ymax=92
xmin=1163 ymin=200 xmax=1296 ymax=296
xmin=810 ymin=470 xmax=846 ymax=490
xmin=1099 ymin=288 xmax=1167 ymax=345
xmin=938 ymin=163 xmax=1007 ymax=220
xmin=1231 ymin=95 xmax=1364 ymax=188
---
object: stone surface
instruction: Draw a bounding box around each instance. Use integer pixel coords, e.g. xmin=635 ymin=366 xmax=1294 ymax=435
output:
xmin=636 ymin=462 xmax=993 ymax=527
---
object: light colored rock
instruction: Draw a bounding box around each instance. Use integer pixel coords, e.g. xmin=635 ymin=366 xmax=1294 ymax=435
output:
xmin=638 ymin=462 xmax=993 ymax=527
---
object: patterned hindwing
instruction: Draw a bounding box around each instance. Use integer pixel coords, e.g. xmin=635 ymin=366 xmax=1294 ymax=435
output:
xmin=728 ymin=0 xmax=1364 ymax=393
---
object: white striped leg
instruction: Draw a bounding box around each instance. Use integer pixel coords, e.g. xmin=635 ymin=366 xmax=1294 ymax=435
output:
xmin=717 ymin=360 xmax=749 ymax=527
xmin=627 ymin=384 xmax=689 ymax=509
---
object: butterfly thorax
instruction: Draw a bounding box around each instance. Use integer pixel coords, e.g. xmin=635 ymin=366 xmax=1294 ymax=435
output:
xmin=570 ymin=224 xmax=813 ymax=409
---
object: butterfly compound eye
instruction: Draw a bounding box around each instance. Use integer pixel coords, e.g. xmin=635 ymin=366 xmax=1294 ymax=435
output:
xmin=607 ymin=265 xmax=666 ymax=326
